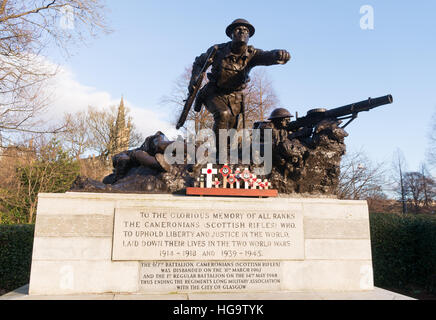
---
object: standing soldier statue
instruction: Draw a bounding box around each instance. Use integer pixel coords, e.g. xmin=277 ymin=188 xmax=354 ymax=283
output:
xmin=177 ymin=18 xmax=291 ymax=158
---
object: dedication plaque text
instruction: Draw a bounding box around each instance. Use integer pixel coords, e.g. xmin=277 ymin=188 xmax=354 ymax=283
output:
xmin=139 ymin=261 xmax=283 ymax=293
xmin=112 ymin=207 xmax=304 ymax=261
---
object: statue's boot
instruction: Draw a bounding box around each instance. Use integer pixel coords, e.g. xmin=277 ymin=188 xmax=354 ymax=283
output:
xmin=155 ymin=153 xmax=172 ymax=172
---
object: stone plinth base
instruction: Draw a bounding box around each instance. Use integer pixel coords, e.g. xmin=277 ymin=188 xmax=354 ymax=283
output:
xmin=2 ymin=285 xmax=415 ymax=300
xmin=29 ymin=193 xmax=374 ymax=295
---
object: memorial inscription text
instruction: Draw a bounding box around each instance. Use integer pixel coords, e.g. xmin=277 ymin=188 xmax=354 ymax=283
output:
xmin=112 ymin=207 xmax=304 ymax=261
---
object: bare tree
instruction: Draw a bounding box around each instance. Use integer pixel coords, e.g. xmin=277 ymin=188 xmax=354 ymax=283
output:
xmin=420 ymin=163 xmax=434 ymax=208
xmin=0 ymin=0 xmax=109 ymax=147
xmin=338 ymin=150 xmax=387 ymax=200
xmin=61 ymin=104 xmax=143 ymax=161
xmin=85 ymin=105 xmax=118 ymax=160
xmin=426 ymin=108 xmax=436 ymax=169
xmin=403 ymin=170 xmax=435 ymax=213
xmin=404 ymin=172 xmax=422 ymax=213
xmin=392 ymin=149 xmax=408 ymax=214
xmin=244 ymin=69 xmax=279 ymax=128
xmin=401 ymin=164 xmax=436 ymax=213
xmin=61 ymin=110 xmax=90 ymax=158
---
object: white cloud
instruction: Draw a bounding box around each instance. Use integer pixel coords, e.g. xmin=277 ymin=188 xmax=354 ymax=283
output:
xmin=42 ymin=62 xmax=179 ymax=141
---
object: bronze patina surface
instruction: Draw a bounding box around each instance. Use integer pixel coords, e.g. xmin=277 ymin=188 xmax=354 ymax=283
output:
xmin=183 ymin=19 xmax=290 ymax=152
xmin=71 ymin=20 xmax=393 ymax=196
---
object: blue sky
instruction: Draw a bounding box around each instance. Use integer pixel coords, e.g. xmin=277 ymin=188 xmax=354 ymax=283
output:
xmin=47 ymin=0 xmax=436 ymax=172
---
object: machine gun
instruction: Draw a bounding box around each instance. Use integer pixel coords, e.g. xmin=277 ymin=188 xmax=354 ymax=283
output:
xmin=287 ymin=94 xmax=393 ymax=132
xmin=253 ymin=95 xmax=393 ymax=143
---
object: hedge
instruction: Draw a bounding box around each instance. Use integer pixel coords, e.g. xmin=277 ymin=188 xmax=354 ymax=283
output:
xmin=370 ymin=212 xmax=436 ymax=294
xmin=0 ymin=224 xmax=35 ymax=293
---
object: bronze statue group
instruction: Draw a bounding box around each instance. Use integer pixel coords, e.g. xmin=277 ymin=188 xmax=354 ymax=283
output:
xmin=72 ymin=19 xmax=392 ymax=196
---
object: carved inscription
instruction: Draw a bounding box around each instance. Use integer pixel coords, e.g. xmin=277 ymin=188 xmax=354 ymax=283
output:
xmin=112 ymin=207 xmax=304 ymax=261
xmin=139 ymin=261 xmax=282 ymax=293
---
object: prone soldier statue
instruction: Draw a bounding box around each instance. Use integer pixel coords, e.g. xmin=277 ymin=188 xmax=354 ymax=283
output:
xmin=179 ymin=18 xmax=290 ymax=157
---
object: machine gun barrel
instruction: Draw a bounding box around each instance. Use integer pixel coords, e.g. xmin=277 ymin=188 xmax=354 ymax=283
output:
xmin=325 ymin=94 xmax=393 ymax=118
xmin=287 ymin=94 xmax=393 ymax=131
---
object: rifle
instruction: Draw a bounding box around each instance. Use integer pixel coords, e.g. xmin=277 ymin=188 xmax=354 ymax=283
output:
xmin=176 ymin=46 xmax=218 ymax=130
xmin=287 ymin=94 xmax=393 ymax=132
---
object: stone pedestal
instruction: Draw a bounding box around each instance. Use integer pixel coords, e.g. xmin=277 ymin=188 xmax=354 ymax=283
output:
xmin=29 ymin=193 xmax=374 ymax=295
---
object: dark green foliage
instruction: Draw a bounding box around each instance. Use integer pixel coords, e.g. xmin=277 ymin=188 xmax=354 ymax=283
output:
xmin=0 ymin=207 xmax=28 ymax=225
xmin=0 ymin=139 xmax=80 ymax=224
xmin=0 ymin=224 xmax=35 ymax=293
xmin=16 ymin=140 xmax=80 ymax=194
xmin=370 ymin=212 xmax=436 ymax=294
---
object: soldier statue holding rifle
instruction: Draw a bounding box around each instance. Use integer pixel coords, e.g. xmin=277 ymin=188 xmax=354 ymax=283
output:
xmin=73 ymin=18 xmax=393 ymax=196
xmin=176 ymin=18 xmax=290 ymax=155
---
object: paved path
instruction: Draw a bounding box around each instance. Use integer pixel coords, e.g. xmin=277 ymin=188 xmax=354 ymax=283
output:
xmin=1 ymin=285 xmax=414 ymax=300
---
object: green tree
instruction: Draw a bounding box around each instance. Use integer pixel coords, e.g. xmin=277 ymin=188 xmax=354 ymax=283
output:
xmin=0 ymin=139 xmax=79 ymax=224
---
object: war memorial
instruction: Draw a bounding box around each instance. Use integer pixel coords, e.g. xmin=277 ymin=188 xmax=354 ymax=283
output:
xmin=23 ymin=19 xmax=409 ymax=300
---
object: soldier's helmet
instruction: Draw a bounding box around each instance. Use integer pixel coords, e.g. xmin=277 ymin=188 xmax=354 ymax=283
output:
xmin=268 ymin=108 xmax=294 ymax=120
xmin=226 ymin=19 xmax=255 ymax=38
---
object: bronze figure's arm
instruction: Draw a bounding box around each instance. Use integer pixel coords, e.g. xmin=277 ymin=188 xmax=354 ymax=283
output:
xmin=189 ymin=45 xmax=217 ymax=93
xmin=249 ymin=48 xmax=291 ymax=67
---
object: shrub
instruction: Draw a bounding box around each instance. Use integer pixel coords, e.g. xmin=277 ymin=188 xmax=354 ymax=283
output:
xmin=0 ymin=139 xmax=80 ymax=224
xmin=0 ymin=224 xmax=35 ymax=293
xmin=370 ymin=212 xmax=436 ymax=294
